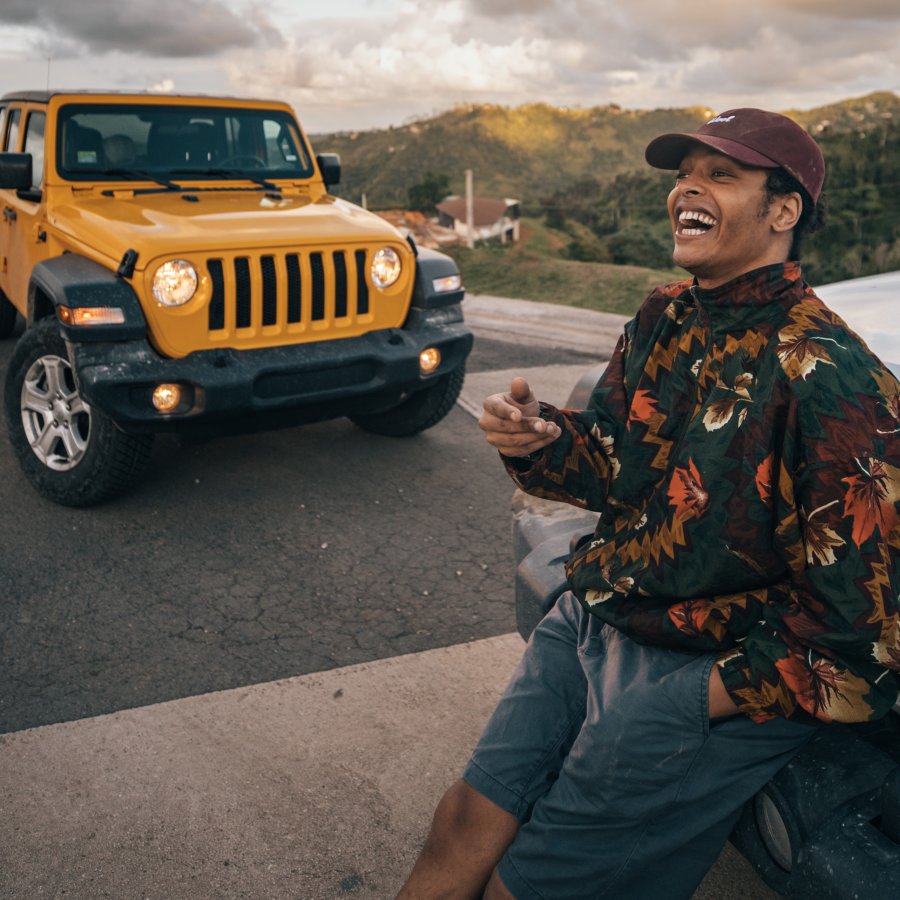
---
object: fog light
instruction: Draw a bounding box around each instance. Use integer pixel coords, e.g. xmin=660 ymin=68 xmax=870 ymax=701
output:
xmin=419 ymin=347 xmax=441 ymax=374
xmin=152 ymin=383 xmax=182 ymax=413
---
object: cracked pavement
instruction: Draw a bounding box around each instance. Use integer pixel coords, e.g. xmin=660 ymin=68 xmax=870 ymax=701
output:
xmin=0 ymin=332 xmax=598 ymax=733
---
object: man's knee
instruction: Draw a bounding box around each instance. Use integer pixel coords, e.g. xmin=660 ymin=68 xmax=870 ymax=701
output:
xmin=434 ymin=779 xmax=518 ymax=838
xmin=395 ymin=780 xmax=519 ymax=898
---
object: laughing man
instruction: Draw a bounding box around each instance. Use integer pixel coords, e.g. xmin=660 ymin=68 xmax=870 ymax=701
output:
xmin=397 ymin=109 xmax=900 ymax=900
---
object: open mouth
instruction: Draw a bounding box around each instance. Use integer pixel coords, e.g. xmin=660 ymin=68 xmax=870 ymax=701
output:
xmin=677 ymin=210 xmax=718 ymax=236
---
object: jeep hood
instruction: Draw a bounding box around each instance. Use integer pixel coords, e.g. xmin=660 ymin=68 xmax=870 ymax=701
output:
xmin=50 ymin=191 xmax=405 ymax=267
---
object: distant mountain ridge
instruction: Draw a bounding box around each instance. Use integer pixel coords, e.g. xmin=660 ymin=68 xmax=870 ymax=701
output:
xmin=313 ymin=92 xmax=900 ymax=211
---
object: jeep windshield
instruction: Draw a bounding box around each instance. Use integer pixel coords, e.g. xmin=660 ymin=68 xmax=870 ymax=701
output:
xmin=56 ymin=103 xmax=315 ymax=182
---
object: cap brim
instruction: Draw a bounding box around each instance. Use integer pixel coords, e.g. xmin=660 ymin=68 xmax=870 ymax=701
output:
xmin=645 ymin=133 xmax=781 ymax=170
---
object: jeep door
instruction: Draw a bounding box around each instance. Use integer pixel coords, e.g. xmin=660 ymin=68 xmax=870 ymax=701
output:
xmin=0 ymin=106 xmax=48 ymax=313
xmin=0 ymin=104 xmax=22 ymax=306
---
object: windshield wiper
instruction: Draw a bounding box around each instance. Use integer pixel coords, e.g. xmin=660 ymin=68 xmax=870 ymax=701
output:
xmin=100 ymin=168 xmax=185 ymax=191
xmin=172 ymin=167 xmax=280 ymax=192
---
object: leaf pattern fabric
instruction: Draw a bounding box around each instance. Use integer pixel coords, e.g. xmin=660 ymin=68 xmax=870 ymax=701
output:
xmin=506 ymin=262 xmax=900 ymax=724
xmin=668 ymin=458 xmax=709 ymax=520
xmin=841 ymin=458 xmax=900 ymax=547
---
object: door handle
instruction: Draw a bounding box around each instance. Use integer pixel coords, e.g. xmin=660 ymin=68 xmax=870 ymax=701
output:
xmin=3 ymin=206 xmax=16 ymax=222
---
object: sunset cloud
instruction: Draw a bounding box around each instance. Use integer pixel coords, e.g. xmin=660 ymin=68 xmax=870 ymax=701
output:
xmin=0 ymin=0 xmax=896 ymax=132
xmin=0 ymin=0 xmax=278 ymax=58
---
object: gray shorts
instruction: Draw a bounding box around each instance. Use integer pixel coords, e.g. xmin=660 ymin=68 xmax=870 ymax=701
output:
xmin=463 ymin=593 xmax=816 ymax=900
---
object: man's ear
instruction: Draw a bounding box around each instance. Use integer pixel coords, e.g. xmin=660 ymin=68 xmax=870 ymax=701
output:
xmin=771 ymin=192 xmax=803 ymax=233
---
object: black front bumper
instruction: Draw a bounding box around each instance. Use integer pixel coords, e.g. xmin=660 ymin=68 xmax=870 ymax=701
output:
xmin=67 ymin=306 xmax=472 ymax=435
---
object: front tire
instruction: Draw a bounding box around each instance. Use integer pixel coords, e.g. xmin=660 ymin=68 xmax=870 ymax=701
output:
xmin=350 ymin=366 xmax=465 ymax=437
xmin=4 ymin=318 xmax=154 ymax=506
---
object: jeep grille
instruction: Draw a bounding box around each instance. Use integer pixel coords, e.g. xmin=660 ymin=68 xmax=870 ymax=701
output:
xmin=207 ymin=249 xmax=370 ymax=336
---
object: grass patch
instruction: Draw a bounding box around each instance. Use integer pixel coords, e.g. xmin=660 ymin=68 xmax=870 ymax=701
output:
xmin=444 ymin=218 xmax=682 ymax=317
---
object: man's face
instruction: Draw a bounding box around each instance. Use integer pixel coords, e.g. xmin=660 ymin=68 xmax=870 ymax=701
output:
xmin=666 ymin=145 xmax=788 ymax=288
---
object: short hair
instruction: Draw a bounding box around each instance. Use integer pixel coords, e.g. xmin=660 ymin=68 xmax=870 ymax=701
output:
xmin=763 ymin=168 xmax=826 ymax=260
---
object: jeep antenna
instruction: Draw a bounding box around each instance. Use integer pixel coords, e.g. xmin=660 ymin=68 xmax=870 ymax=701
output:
xmin=46 ymin=57 xmax=51 ymax=90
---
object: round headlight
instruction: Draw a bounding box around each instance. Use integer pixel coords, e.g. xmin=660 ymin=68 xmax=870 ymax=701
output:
xmin=371 ymin=247 xmax=402 ymax=290
xmin=152 ymin=260 xmax=198 ymax=307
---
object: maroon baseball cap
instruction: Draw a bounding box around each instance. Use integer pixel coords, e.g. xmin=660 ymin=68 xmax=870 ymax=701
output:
xmin=645 ymin=108 xmax=825 ymax=204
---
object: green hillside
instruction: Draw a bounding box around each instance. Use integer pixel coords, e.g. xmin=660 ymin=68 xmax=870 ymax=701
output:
xmin=312 ymin=103 xmax=716 ymax=207
xmin=311 ymin=92 xmax=900 ymax=286
xmin=445 ymin=217 xmax=680 ymax=317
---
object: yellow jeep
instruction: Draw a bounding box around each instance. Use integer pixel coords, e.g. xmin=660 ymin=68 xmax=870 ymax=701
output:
xmin=0 ymin=91 xmax=471 ymax=506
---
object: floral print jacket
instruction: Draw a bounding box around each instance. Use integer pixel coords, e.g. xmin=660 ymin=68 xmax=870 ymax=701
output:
xmin=508 ymin=262 xmax=900 ymax=724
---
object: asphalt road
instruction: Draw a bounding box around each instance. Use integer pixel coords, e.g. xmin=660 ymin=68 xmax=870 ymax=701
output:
xmin=0 ymin=328 xmax=597 ymax=734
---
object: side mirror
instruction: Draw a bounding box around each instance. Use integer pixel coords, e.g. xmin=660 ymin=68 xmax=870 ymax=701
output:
xmin=0 ymin=153 xmax=33 ymax=191
xmin=316 ymin=153 xmax=340 ymax=187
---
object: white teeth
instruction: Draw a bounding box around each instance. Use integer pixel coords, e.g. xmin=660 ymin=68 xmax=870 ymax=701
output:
xmin=678 ymin=210 xmax=718 ymax=227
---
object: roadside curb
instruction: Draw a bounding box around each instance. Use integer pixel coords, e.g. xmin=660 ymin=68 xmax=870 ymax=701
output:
xmin=458 ymin=293 xmax=626 ymax=419
xmin=463 ymin=293 xmax=628 ymax=353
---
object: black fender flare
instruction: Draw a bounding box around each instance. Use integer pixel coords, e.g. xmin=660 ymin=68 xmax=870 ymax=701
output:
xmin=410 ymin=245 xmax=465 ymax=309
xmin=28 ymin=254 xmax=147 ymax=342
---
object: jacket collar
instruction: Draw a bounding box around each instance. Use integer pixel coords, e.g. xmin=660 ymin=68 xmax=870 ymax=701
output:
xmin=686 ymin=261 xmax=805 ymax=308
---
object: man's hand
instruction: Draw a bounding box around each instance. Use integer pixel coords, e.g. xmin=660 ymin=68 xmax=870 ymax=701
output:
xmin=479 ymin=377 xmax=561 ymax=458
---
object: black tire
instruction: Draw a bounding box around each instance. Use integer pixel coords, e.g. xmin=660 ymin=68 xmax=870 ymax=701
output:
xmin=0 ymin=290 xmax=17 ymax=339
xmin=4 ymin=317 xmax=154 ymax=507
xmin=350 ymin=366 xmax=465 ymax=437
xmin=729 ymin=789 xmax=797 ymax=895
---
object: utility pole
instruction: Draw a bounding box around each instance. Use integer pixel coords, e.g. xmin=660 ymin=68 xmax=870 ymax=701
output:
xmin=465 ymin=168 xmax=474 ymax=249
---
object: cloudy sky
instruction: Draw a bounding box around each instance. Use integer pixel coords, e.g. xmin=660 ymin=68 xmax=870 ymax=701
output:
xmin=1 ymin=0 xmax=898 ymax=133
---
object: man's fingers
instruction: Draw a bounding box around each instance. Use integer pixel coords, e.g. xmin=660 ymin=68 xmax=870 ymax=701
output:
xmin=481 ymin=392 xmax=526 ymax=423
xmin=479 ymin=413 xmax=560 ymax=437
xmin=482 ymin=380 xmax=539 ymax=423
xmin=516 ymin=416 xmax=559 ymax=437
xmin=509 ymin=376 xmax=534 ymax=406
xmin=479 ymin=378 xmax=556 ymax=454
xmin=488 ymin=431 xmax=558 ymax=457
xmin=482 ymin=424 xmax=561 ymax=456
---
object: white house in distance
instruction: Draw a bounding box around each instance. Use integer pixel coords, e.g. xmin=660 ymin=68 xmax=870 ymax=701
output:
xmin=436 ymin=196 xmax=521 ymax=244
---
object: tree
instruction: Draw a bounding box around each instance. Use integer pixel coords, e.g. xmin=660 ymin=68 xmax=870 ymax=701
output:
xmin=408 ymin=172 xmax=451 ymax=213
xmin=605 ymin=226 xmax=671 ymax=269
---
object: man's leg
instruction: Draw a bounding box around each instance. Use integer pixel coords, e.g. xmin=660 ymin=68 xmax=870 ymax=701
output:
xmin=396 ymin=593 xmax=597 ymax=898
xmin=491 ymin=627 xmax=817 ymax=900
xmin=396 ymin=780 xmax=519 ymax=899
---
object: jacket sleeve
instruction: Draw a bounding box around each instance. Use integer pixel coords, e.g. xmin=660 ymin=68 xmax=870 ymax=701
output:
xmin=716 ymin=353 xmax=900 ymax=724
xmin=502 ymin=324 xmax=633 ymax=511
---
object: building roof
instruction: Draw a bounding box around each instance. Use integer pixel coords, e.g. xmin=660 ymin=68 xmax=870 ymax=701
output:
xmin=436 ymin=197 xmax=513 ymax=228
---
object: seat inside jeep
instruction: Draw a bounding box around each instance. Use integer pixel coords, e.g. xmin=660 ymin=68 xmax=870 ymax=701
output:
xmin=64 ymin=122 xmax=104 ymax=169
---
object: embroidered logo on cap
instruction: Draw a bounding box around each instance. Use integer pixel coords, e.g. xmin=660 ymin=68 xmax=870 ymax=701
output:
xmin=706 ymin=115 xmax=736 ymax=125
